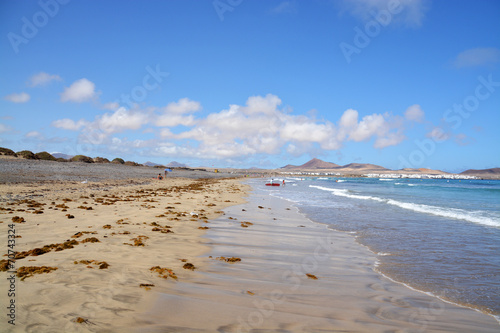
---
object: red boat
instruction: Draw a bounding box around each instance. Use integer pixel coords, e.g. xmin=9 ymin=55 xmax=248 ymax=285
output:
xmin=265 ymin=179 xmax=282 ymax=186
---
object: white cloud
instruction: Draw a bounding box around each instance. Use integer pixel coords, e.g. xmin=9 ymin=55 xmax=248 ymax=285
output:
xmin=454 ymin=133 xmax=474 ymax=146
xmin=95 ymin=107 xmax=149 ymax=134
xmin=336 ymin=109 xmax=404 ymax=148
xmin=405 ymin=104 xmax=425 ymax=122
xmin=51 ymin=118 xmax=88 ymax=131
xmin=28 ymin=72 xmax=62 ymax=87
xmin=162 ymin=98 xmax=201 ymax=114
xmin=4 ymin=92 xmax=30 ymax=103
xmin=453 ymin=47 xmax=500 ymax=68
xmin=60 ymin=78 xmax=98 ymax=103
xmin=102 ymin=102 xmax=120 ymax=110
xmin=426 ymin=127 xmax=449 ymax=142
xmin=340 ymin=0 xmax=428 ymax=27
xmin=374 ymin=131 xmax=405 ymax=148
xmin=0 ymin=123 xmax=13 ymax=133
xmin=280 ymin=116 xmax=335 ymax=145
xmin=348 ymin=113 xmax=386 ymax=141
xmin=155 ymin=98 xmax=200 ymax=127
xmin=156 ymin=114 xmax=196 ymax=127
xmin=242 ymin=94 xmax=282 ymax=116
xmin=25 ymin=131 xmax=43 ymax=138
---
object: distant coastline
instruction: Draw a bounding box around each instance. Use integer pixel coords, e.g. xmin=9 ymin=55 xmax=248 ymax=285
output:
xmin=1 ymin=147 xmax=498 ymax=180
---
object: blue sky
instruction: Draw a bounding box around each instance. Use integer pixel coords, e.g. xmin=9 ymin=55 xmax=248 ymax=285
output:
xmin=1 ymin=0 xmax=499 ymax=172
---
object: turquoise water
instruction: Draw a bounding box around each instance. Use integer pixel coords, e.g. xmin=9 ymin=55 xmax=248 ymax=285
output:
xmin=258 ymin=177 xmax=500 ymax=319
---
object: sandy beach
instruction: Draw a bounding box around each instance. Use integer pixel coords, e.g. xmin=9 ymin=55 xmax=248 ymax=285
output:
xmin=0 ymin=162 xmax=499 ymax=332
xmin=0 ymin=165 xmax=248 ymax=332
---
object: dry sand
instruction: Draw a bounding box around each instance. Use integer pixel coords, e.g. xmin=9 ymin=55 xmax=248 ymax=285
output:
xmin=0 ymin=176 xmax=248 ymax=332
xmin=0 ymin=158 xmax=238 ymax=183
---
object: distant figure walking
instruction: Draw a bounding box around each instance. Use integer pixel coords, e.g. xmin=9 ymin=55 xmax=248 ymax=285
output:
xmin=164 ymin=168 xmax=171 ymax=178
xmin=282 ymin=179 xmax=285 ymax=186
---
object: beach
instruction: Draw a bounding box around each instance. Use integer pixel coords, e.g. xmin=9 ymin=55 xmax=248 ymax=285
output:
xmin=0 ymin=161 xmax=247 ymax=332
xmin=0 ymin=162 xmax=499 ymax=332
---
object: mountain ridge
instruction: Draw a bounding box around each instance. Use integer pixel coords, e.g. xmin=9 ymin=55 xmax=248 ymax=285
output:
xmin=281 ymin=158 xmax=387 ymax=172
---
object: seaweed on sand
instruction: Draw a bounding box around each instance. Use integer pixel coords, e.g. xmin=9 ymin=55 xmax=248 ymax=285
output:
xmin=150 ymin=266 xmax=177 ymax=280
xmin=215 ymin=256 xmax=241 ymax=263
xmin=17 ymin=266 xmax=58 ymax=280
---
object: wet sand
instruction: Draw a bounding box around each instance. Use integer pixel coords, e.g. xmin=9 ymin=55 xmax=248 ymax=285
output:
xmin=142 ymin=184 xmax=500 ymax=332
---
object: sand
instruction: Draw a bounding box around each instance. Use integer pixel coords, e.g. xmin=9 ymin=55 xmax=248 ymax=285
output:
xmin=1 ymin=170 xmax=498 ymax=332
xmin=0 ymin=158 xmax=239 ymax=183
xmin=0 ymin=176 xmax=248 ymax=332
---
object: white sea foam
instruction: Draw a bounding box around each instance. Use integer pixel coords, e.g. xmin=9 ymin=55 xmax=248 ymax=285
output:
xmin=310 ymin=185 xmax=500 ymax=228
xmin=395 ymin=182 xmax=417 ymax=186
xmin=379 ymin=178 xmax=394 ymax=181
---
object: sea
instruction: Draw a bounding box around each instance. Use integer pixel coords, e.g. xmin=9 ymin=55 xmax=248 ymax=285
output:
xmin=255 ymin=176 xmax=500 ymax=321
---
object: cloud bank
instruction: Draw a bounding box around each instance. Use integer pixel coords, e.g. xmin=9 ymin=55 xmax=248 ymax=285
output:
xmin=52 ymin=94 xmax=418 ymax=160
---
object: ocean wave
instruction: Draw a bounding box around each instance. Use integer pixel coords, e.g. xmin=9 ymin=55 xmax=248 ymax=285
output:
xmin=395 ymin=182 xmax=417 ymax=186
xmin=309 ymin=185 xmax=500 ymax=228
xmin=379 ymin=178 xmax=394 ymax=181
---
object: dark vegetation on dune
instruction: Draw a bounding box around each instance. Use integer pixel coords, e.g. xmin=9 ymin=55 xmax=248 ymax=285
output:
xmin=0 ymin=146 xmax=150 ymax=167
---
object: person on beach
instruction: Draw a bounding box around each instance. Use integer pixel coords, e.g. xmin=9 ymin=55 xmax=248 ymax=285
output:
xmin=164 ymin=168 xmax=168 ymax=178
xmin=157 ymin=174 xmax=163 ymax=180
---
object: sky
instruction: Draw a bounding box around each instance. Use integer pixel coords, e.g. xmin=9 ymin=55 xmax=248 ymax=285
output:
xmin=1 ymin=0 xmax=499 ymax=172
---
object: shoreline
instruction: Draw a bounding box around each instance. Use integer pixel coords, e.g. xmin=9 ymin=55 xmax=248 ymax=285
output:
xmin=293 ymin=180 xmax=500 ymax=322
xmin=141 ymin=181 xmax=499 ymax=332
xmin=303 ymin=211 xmax=500 ymax=324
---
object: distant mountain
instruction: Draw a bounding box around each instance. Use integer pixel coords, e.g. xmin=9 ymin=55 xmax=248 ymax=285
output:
xmin=52 ymin=153 xmax=73 ymax=160
xmin=281 ymin=158 xmax=390 ymax=172
xmin=143 ymin=161 xmax=163 ymax=167
xmin=166 ymin=161 xmax=188 ymax=168
xmin=460 ymin=168 xmax=500 ymax=177
xmin=397 ymin=168 xmax=449 ymax=175
xmin=281 ymin=158 xmax=339 ymax=170
xmin=142 ymin=161 xmax=188 ymax=168
xmin=337 ymin=163 xmax=389 ymax=171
